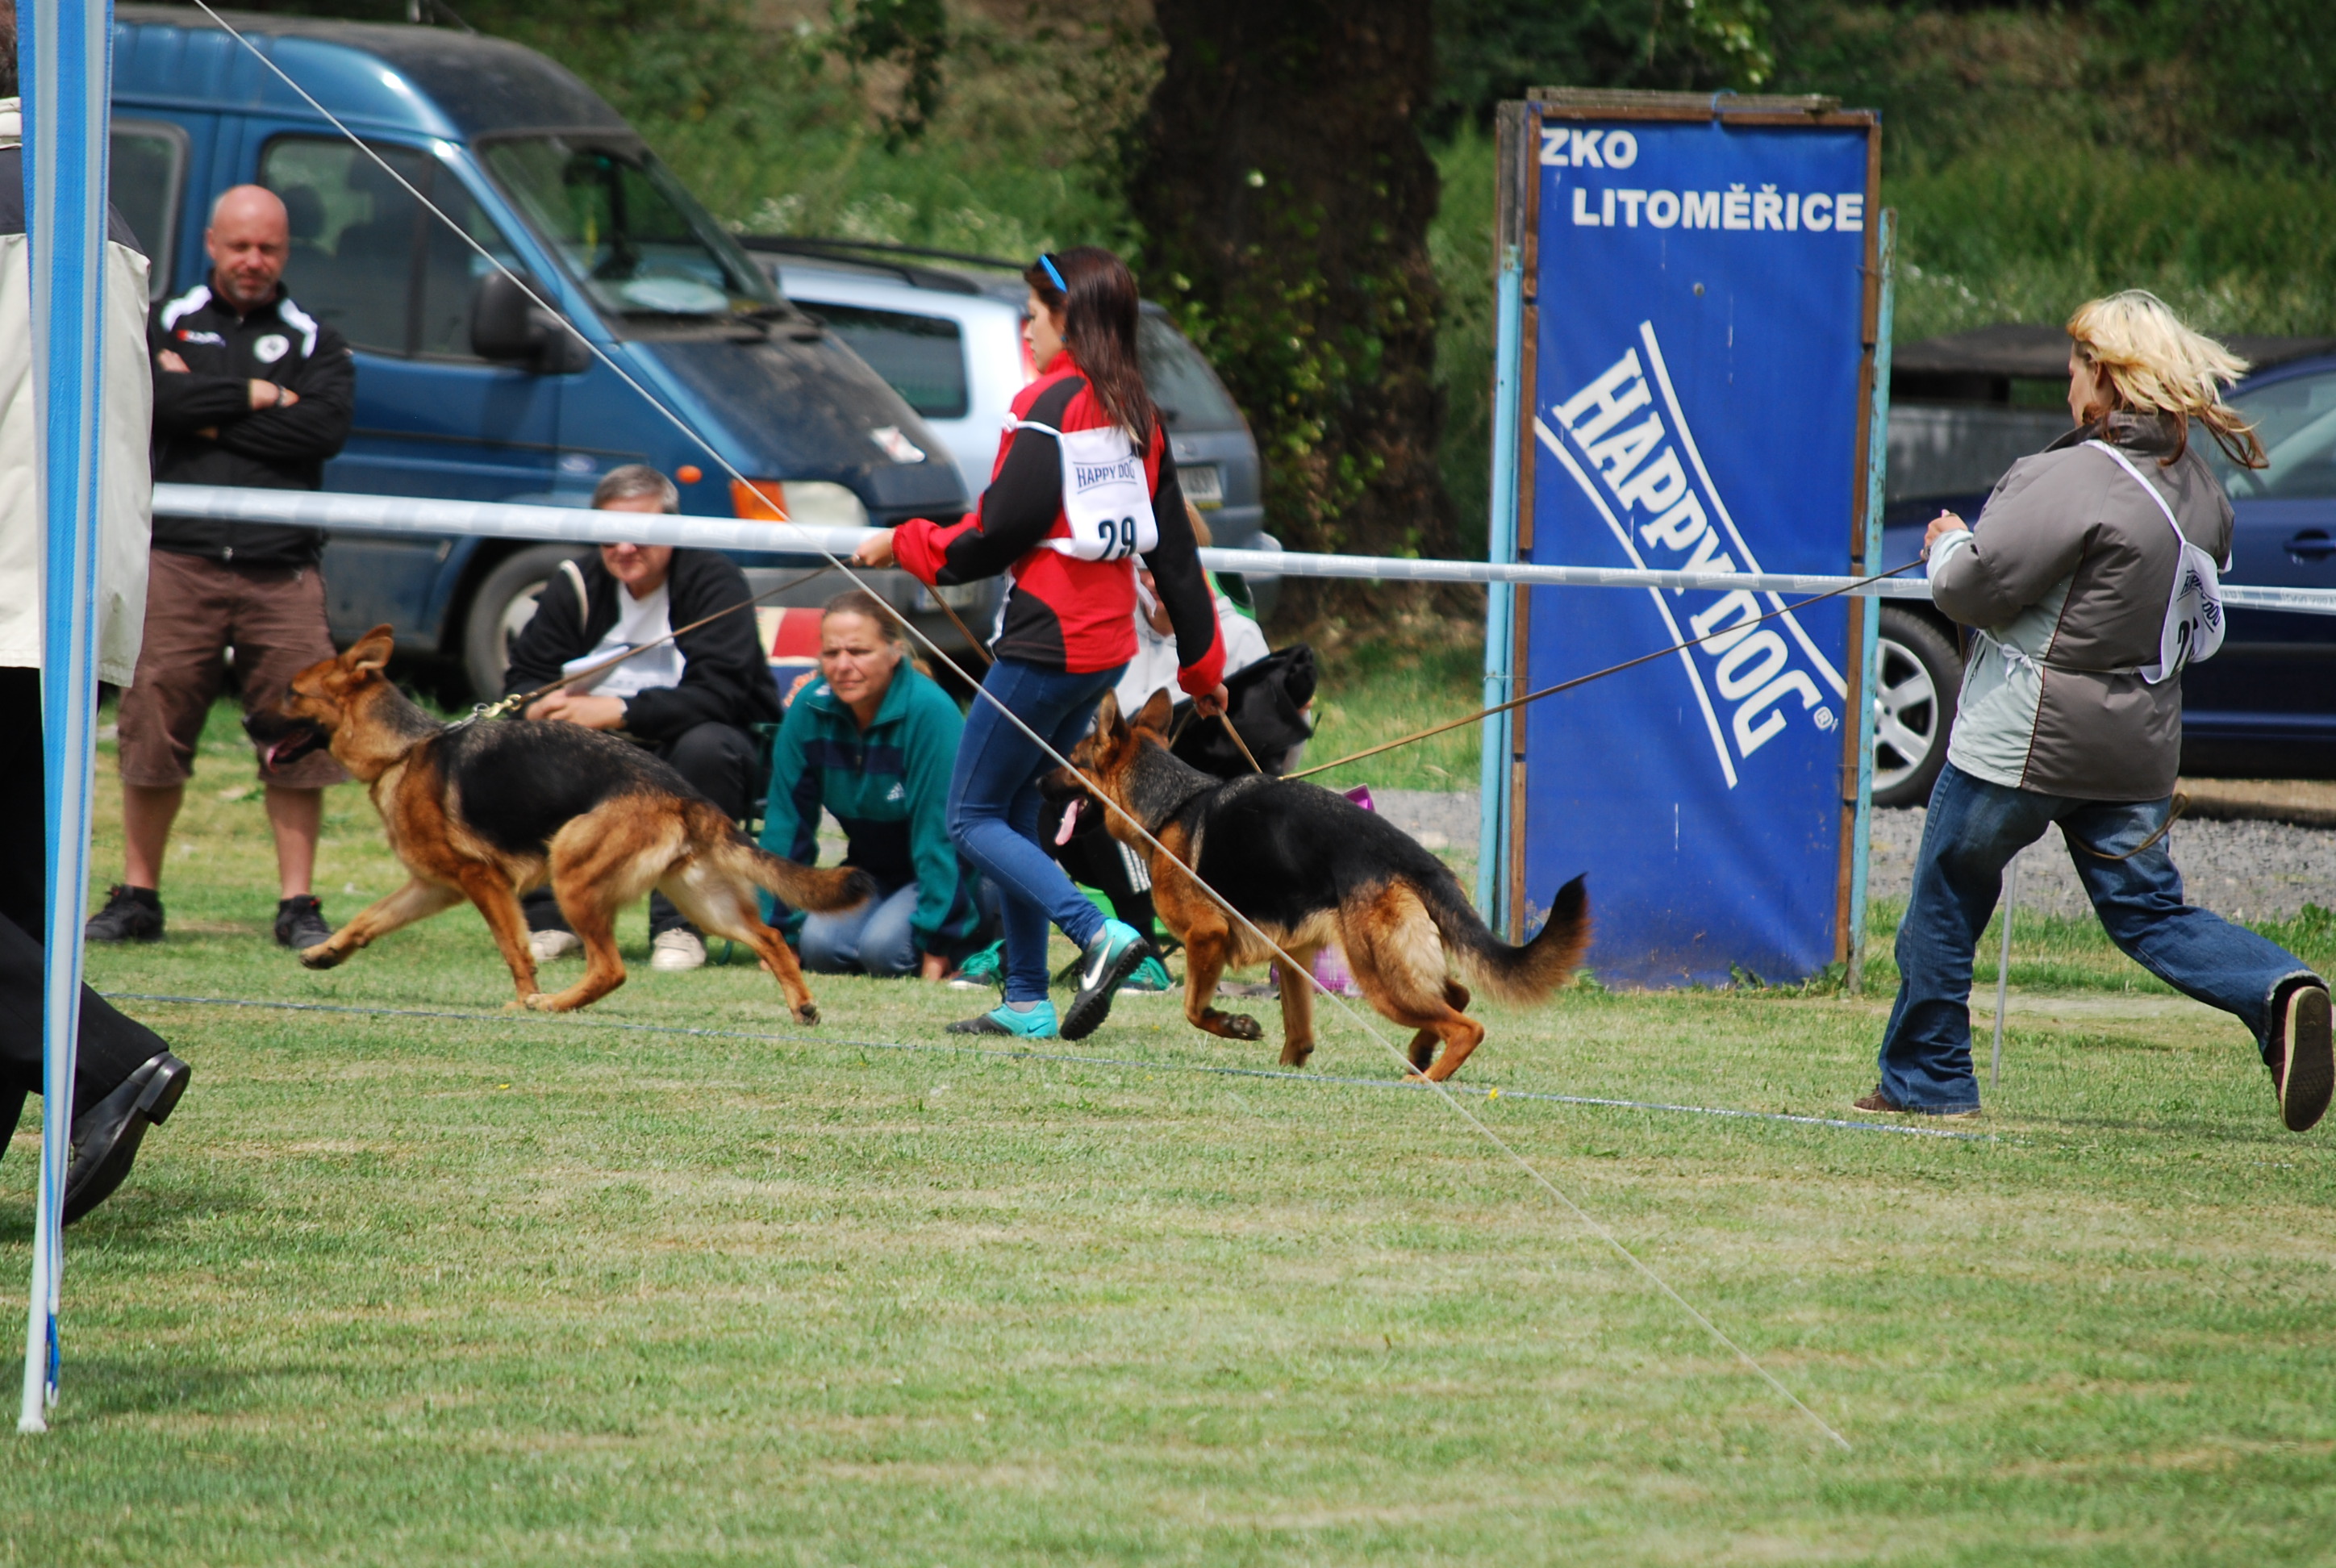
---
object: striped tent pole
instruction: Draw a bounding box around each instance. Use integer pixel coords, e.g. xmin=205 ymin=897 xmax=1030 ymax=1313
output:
xmin=18 ymin=0 xmax=114 ymax=1436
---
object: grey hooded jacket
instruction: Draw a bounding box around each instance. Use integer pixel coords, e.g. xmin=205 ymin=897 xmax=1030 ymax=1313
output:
xmin=1929 ymin=411 xmax=2233 ymax=802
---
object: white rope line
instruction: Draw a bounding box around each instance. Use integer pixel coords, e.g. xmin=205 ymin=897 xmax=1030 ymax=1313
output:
xmin=102 ymin=991 xmax=1995 ymax=1142
xmin=190 ymin=0 xmax=1850 ymax=1450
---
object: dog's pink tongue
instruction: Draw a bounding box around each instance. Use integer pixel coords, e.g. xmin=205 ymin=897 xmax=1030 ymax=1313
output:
xmin=1054 ymin=799 xmax=1079 ymax=845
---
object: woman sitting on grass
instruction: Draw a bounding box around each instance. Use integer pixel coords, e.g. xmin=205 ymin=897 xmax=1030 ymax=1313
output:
xmin=758 ymin=591 xmax=988 ymax=980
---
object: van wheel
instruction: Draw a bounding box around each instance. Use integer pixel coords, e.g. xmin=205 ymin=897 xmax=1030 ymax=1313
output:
xmin=462 ymin=544 xmax=591 ymax=702
xmin=1872 ymin=607 xmax=1962 ymax=809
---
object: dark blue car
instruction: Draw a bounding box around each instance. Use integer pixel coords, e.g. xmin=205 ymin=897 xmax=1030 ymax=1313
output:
xmin=1872 ymin=338 xmax=2336 ymax=806
xmin=110 ymin=6 xmax=969 ymax=697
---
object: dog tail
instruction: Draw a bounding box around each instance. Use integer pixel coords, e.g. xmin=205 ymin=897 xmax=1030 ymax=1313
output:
xmin=740 ymin=838 xmax=877 ymax=913
xmin=1421 ymin=873 xmax=1590 ymax=1004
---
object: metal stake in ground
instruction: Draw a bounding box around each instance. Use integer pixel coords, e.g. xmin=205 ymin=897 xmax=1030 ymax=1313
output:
xmin=1991 ymin=859 xmax=2017 ymax=1089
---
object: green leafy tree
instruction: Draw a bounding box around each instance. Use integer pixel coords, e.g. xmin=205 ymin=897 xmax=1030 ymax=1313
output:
xmin=1133 ymin=0 xmax=1450 ymax=591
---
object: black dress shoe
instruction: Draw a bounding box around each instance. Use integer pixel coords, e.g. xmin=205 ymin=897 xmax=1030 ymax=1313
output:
xmin=63 ymin=1053 xmax=190 ymax=1225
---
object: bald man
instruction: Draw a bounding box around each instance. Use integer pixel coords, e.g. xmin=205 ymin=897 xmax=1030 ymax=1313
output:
xmin=95 ymin=185 xmax=357 ymax=951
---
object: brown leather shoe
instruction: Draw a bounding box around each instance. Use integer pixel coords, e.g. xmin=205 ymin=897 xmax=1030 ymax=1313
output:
xmin=2270 ymin=980 xmax=2333 ymax=1133
xmin=1853 ymin=1085 xmax=1980 ymax=1120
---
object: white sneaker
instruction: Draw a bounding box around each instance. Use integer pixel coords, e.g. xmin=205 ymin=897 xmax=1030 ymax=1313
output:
xmin=529 ymin=928 xmax=581 ymax=964
xmin=650 ymin=928 xmax=706 ymax=971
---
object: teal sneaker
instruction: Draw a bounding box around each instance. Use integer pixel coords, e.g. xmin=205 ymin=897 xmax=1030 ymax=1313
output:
xmin=1120 ymin=955 xmax=1174 ymax=995
xmin=946 ymin=999 xmax=1059 ymax=1039
xmin=1062 ymin=920 xmax=1149 ymax=1040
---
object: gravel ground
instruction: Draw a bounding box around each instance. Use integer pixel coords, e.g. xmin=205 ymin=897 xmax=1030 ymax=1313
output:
xmin=1370 ymin=788 xmax=1481 ymax=853
xmin=1870 ymin=805 xmax=2336 ymax=922
xmin=1357 ymin=789 xmax=2336 ymax=922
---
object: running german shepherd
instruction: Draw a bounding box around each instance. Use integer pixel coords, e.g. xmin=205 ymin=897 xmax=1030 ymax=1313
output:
xmin=1066 ymin=690 xmax=1590 ymax=1080
xmin=248 ymin=626 xmax=871 ymax=1018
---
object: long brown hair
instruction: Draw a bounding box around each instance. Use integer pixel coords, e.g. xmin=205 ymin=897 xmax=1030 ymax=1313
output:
xmin=1026 ymin=246 xmax=1158 ymax=448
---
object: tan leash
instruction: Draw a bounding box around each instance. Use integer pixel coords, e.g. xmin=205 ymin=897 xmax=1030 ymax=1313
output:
xmin=467 ymin=563 xmax=835 ymax=723
xmin=1286 ymin=558 xmax=1927 ymax=782
xmin=1217 ymin=711 xmax=1265 ymax=773
xmin=930 ymin=596 xmax=995 ymax=669
xmin=2068 ymin=792 xmax=2188 ymax=861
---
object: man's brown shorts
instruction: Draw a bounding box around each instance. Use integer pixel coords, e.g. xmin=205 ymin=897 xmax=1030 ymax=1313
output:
xmin=116 ymin=549 xmax=348 ymax=790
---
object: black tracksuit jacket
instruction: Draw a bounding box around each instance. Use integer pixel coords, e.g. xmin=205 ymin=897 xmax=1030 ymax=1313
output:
xmin=499 ymin=548 xmax=782 ymax=744
xmin=149 ymin=281 xmax=355 ymax=568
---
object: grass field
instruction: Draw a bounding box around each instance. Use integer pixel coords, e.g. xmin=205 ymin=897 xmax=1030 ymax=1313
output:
xmin=5 ymin=702 xmax=2336 ymax=1564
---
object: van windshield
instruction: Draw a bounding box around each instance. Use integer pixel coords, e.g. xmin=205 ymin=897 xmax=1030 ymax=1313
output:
xmin=481 ymin=136 xmax=779 ymax=320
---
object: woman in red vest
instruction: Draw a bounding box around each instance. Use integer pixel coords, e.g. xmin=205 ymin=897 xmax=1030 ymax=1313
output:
xmin=855 ymin=247 xmax=1227 ymax=1040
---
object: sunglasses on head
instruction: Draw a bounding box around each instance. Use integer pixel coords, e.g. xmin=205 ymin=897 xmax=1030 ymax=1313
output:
xmin=1037 ymin=252 xmax=1067 ymax=294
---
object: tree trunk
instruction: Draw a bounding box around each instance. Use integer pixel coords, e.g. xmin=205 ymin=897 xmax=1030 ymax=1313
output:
xmin=1133 ymin=0 xmax=1452 ymax=601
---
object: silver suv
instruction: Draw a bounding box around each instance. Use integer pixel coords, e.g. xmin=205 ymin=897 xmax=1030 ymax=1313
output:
xmin=744 ymin=237 xmax=1280 ymax=616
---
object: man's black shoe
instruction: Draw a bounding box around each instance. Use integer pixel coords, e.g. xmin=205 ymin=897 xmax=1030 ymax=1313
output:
xmin=274 ymin=895 xmax=334 ymax=950
xmin=63 ymin=1052 xmax=190 ymax=1225
xmin=85 ymin=884 xmax=162 ymax=943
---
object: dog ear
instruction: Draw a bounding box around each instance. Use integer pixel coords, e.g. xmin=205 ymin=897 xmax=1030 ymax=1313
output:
xmin=1095 ymin=691 xmax=1125 ymax=741
xmin=345 ymin=625 xmax=395 ymax=676
xmin=1133 ymin=689 xmax=1174 ymax=735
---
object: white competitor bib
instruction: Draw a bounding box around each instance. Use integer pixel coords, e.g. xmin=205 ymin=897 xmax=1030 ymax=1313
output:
xmin=2091 ymin=440 xmax=2225 ymax=684
xmin=1012 ymin=419 xmax=1158 ymax=561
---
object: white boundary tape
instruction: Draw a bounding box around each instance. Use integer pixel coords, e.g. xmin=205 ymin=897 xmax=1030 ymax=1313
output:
xmin=151 ymin=482 xmax=2336 ymax=615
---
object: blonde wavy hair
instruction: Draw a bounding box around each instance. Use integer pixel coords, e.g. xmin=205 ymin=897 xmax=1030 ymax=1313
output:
xmin=2066 ymin=290 xmax=2267 ymax=469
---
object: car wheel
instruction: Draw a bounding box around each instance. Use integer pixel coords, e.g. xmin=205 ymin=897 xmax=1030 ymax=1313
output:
xmin=462 ymin=544 xmax=591 ymax=702
xmin=1871 ymin=607 xmax=1962 ymax=809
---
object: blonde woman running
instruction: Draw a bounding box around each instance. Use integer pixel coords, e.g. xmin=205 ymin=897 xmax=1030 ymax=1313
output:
xmin=1863 ymin=290 xmax=2333 ymax=1130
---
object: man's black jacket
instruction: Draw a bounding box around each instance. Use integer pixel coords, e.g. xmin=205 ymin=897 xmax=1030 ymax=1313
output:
xmin=501 ymin=548 xmax=782 ymax=744
xmin=149 ymin=281 xmax=355 ymax=567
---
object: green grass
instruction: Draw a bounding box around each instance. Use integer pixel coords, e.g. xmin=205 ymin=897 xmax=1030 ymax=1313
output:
xmin=6 ymin=700 xmax=2336 ymax=1562
xmin=1297 ymin=629 xmax=1485 ymax=799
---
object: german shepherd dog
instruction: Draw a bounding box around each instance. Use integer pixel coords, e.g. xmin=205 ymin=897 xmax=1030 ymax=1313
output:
xmin=248 ymin=627 xmax=872 ymax=1018
xmin=1065 ymin=691 xmax=1590 ymax=1080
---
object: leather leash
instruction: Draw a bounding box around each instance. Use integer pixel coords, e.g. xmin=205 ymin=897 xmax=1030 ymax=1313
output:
xmin=465 ymin=562 xmax=834 ymax=724
xmin=2068 ymin=793 xmax=2188 ymax=861
xmin=1285 ymin=558 xmax=1928 ymax=782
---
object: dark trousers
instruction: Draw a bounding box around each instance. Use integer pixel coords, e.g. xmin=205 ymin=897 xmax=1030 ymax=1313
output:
xmin=1879 ymin=761 xmax=2317 ymax=1111
xmin=0 ymin=667 xmax=170 ymax=1158
xmin=523 ymin=719 xmax=761 ymax=938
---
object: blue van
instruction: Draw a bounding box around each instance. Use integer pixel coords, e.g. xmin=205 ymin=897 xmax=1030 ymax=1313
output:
xmin=110 ymin=6 xmax=968 ymax=696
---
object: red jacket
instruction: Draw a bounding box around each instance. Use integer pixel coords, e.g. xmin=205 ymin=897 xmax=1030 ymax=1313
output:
xmin=893 ymin=354 xmax=1225 ymax=694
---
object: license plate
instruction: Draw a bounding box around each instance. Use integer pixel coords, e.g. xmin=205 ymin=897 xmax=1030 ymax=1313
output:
xmin=919 ymin=581 xmax=985 ymax=611
xmin=1182 ymin=463 xmax=1223 ymax=509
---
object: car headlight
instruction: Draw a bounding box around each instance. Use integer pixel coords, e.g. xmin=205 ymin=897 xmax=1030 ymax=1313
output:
xmin=729 ymin=478 xmax=871 ymax=529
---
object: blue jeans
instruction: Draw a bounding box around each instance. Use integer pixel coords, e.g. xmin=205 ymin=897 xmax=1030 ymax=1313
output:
xmin=1880 ymin=762 xmax=2318 ymax=1112
xmin=948 ymin=657 xmax=1124 ymax=1003
xmin=799 ymin=881 xmax=920 ymax=978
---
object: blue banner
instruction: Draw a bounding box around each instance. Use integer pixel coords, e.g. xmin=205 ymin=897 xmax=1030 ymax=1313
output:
xmin=1520 ymin=117 xmax=1871 ymax=986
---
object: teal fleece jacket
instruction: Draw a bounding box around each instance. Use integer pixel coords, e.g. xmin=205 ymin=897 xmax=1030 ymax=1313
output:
xmin=757 ymin=662 xmax=984 ymax=956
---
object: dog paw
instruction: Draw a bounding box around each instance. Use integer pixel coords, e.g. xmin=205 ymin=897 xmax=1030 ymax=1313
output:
xmin=298 ymin=944 xmax=344 ymax=970
xmin=521 ymin=992 xmax=560 ymax=1012
xmin=1279 ymin=1040 xmax=1314 ymax=1068
xmin=1224 ymin=1012 xmax=1263 ymax=1041
xmin=794 ymin=1003 xmax=820 ymax=1026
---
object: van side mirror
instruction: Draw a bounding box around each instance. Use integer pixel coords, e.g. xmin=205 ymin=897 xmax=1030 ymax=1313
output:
xmin=470 ymin=271 xmax=589 ymax=373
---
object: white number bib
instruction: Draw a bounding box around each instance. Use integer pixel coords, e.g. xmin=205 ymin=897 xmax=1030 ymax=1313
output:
xmin=2091 ymin=440 xmax=2225 ymax=684
xmin=1012 ymin=419 xmax=1158 ymax=562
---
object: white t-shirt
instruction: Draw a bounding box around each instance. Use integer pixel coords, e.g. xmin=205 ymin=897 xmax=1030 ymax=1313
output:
xmin=1112 ymin=580 xmax=1269 ymax=717
xmin=563 ymin=580 xmax=687 ymax=699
